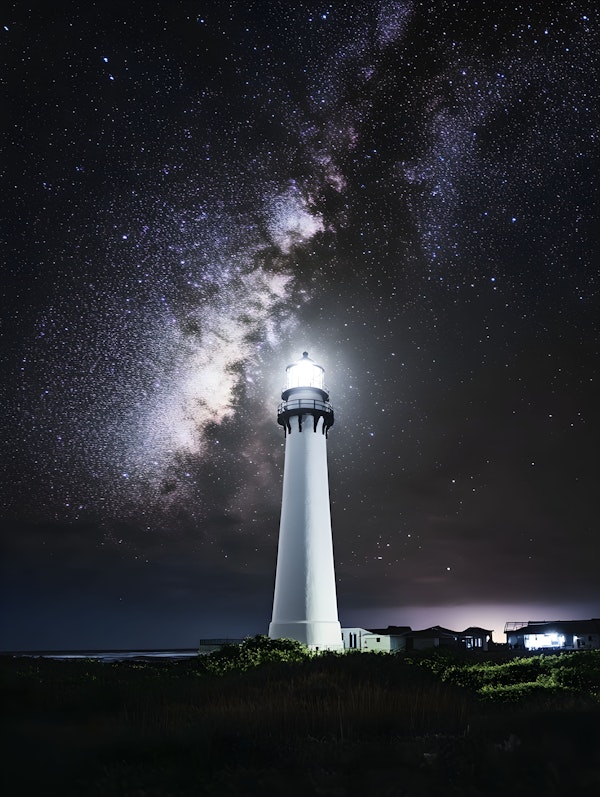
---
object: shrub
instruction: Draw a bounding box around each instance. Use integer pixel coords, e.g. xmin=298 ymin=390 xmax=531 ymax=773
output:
xmin=545 ymin=651 xmax=600 ymax=695
xmin=478 ymin=681 xmax=555 ymax=702
xmin=202 ymin=634 xmax=310 ymax=674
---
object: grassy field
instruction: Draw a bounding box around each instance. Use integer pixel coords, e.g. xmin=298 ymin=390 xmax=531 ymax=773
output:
xmin=2 ymin=637 xmax=600 ymax=796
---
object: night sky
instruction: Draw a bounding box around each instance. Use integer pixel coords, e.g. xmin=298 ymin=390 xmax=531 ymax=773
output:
xmin=2 ymin=0 xmax=599 ymax=651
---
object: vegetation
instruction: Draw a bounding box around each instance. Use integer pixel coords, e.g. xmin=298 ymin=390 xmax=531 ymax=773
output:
xmin=2 ymin=638 xmax=600 ymax=795
xmin=412 ymin=647 xmax=600 ymax=701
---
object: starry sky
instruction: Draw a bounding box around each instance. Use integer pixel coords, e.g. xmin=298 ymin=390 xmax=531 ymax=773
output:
xmin=2 ymin=0 xmax=599 ymax=651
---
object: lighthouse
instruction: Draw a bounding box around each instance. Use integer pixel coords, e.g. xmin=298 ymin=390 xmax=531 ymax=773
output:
xmin=268 ymin=352 xmax=343 ymax=651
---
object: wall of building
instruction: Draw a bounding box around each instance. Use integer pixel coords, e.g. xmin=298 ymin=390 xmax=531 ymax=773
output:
xmin=341 ymin=627 xmax=368 ymax=650
xmin=362 ymin=634 xmax=405 ymax=652
xmin=341 ymin=628 xmax=406 ymax=652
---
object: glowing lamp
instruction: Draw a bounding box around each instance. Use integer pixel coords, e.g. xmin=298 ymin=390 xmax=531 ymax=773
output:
xmin=285 ymin=351 xmax=324 ymax=391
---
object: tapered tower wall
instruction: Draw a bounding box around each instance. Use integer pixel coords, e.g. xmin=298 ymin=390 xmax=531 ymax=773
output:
xmin=269 ymin=354 xmax=343 ymax=651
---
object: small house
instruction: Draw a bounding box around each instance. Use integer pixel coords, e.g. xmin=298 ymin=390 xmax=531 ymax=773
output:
xmin=341 ymin=626 xmax=409 ymax=652
xmin=460 ymin=627 xmax=494 ymax=651
xmin=505 ymin=619 xmax=600 ymax=651
xmin=402 ymin=625 xmax=460 ymax=651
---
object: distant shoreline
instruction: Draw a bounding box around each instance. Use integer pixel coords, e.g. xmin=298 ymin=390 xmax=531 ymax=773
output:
xmin=1 ymin=648 xmax=200 ymax=661
xmin=2 ymin=640 xmax=247 ymax=661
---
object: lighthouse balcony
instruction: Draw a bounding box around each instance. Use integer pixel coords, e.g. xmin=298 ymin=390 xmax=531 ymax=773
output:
xmin=281 ymin=384 xmax=330 ymax=402
xmin=277 ymin=397 xmax=334 ymax=434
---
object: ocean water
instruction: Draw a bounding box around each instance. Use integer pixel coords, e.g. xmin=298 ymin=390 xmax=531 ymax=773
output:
xmin=11 ymin=649 xmax=200 ymax=662
xmin=9 ymin=640 xmax=247 ymax=661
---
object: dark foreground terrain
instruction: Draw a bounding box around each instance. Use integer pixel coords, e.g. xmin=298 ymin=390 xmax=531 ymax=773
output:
xmin=2 ymin=637 xmax=599 ymax=796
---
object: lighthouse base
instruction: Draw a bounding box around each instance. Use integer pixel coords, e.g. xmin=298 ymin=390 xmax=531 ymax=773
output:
xmin=268 ymin=619 xmax=344 ymax=652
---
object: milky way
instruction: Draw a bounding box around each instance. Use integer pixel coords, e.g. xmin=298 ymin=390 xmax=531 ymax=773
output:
xmin=2 ymin=1 xmax=599 ymax=647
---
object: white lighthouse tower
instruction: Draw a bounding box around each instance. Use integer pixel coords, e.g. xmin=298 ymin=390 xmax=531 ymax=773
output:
xmin=268 ymin=352 xmax=343 ymax=651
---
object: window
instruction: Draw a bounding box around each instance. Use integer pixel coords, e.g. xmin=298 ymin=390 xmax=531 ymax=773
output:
xmin=524 ymin=632 xmax=565 ymax=650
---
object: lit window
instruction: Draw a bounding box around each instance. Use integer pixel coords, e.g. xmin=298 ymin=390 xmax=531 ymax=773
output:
xmin=524 ymin=632 xmax=565 ymax=650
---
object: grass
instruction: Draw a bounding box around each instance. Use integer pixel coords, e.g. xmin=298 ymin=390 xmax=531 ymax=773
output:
xmin=2 ymin=639 xmax=600 ymax=795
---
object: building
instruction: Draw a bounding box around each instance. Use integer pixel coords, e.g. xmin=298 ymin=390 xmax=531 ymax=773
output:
xmin=268 ymin=353 xmax=343 ymax=651
xmin=401 ymin=626 xmax=460 ymax=651
xmin=461 ymin=627 xmax=494 ymax=651
xmin=341 ymin=625 xmax=493 ymax=652
xmin=198 ymin=638 xmax=244 ymax=654
xmin=342 ymin=627 xmax=409 ymax=653
xmin=505 ymin=619 xmax=600 ymax=651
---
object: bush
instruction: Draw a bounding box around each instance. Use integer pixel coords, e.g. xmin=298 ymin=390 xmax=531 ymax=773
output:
xmin=547 ymin=651 xmax=600 ymax=694
xmin=201 ymin=635 xmax=310 ymax=674
xmin=408 ymin=651 xmax=600 ymax=703
xmin=416 ymin=656 xmax=549 ymax=691
xmin=478 ymin=680 xmax=557 ymax=702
